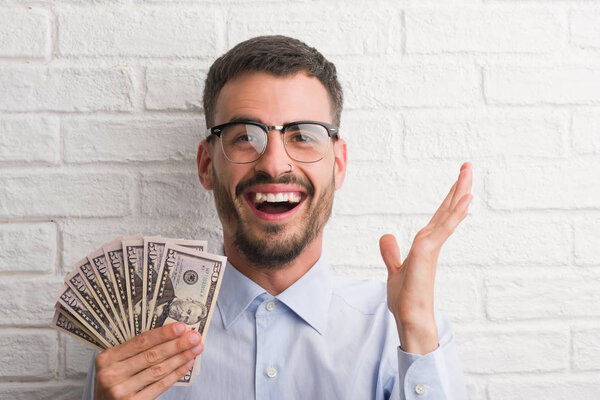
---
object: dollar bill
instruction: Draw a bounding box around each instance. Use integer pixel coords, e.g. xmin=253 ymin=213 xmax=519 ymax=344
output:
xmin=52 ymin=306 xmax=105 ymax=351
xmin=149 ymin=243 xmax=226 ymax=385
xmin=143 ymin=238 xmax=207 ymax=332
xmin=76 ymin=257 xmax=126 ymax=343
xmin=123 ymin=238 xmax=145 ymax=336
xmin=55 ymin=284 xmax=119 ymax=348
xmin=51 ymin=234 xmax=224 ymax=387
xmin=103 ymin=234 xmax=142 ymax=339
xmin=88 ymin=246 xmax=130 ymax=340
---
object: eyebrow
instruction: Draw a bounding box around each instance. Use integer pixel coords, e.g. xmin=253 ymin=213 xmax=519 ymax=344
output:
xmin=227 ymin=115 xmax=263 ymax=124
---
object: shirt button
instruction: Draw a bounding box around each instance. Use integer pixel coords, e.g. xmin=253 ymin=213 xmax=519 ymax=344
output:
xmin=266 ymin=366 xmax=277 ymax=378
xmin=266 ymin=301 xmax=276 ymax=311
xmin=415 ymin=384 xmax=427 ymax=395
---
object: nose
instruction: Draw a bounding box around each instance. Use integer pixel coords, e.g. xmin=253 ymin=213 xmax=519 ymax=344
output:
xmin=253 ymin=129 xmax=293 ymax=177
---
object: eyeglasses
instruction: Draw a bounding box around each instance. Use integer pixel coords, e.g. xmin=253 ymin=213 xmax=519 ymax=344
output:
xmin=207 ymin=120 xmax=339 ymax=164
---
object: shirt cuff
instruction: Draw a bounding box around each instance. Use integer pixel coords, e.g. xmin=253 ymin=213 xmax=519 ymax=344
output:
xmin=397 ymin=345 xmax=449 ymax=400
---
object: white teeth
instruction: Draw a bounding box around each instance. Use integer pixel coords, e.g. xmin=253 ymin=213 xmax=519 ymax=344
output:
xmin=252 ymin=192 xmax=302 ymax=204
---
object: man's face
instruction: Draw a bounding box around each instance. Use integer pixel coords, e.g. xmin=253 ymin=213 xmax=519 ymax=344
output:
xmin=198 ymin=71 xmax=347 ymax=268
xmin=168 ymin=298 xmax=207 ymax=325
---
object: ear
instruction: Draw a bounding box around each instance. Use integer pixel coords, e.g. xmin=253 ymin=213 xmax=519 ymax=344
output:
xmin=197 ymin=139 xmax=214 ymax=190
xmin=333 ymin=137 xmax=347 ymax=190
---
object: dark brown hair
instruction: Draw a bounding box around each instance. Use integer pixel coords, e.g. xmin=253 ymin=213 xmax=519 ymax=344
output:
xmin=203 ymin=35 xmax=343 ymax=129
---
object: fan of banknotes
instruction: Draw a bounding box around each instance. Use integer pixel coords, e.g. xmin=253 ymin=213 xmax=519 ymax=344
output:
xmin=51 ymin=234 xmax=227 ymax=385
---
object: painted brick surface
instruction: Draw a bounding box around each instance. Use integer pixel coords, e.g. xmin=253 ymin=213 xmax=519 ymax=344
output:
xmin=0 ymin=116 xmax=60 ymax=163
xmin=406 ymin=7 xmax=563 ymax=54
xmin=0 ymin=223 xmax=56 ymax=272
xmin=1 ymin=1 xmax=598 ymax=398
xmin=0 ymin=67 xmax=133 ymax=112
xmin=0 ymin=330 xmax=58 ymax=378
xmin=0 ymin=8 xmax=50 ymax=58
xmin=63 ymin=117 xmax=202 ymax=162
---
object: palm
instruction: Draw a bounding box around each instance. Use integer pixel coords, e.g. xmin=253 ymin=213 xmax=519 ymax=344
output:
xmin=379 ymin=163 xmax=473 ymax=353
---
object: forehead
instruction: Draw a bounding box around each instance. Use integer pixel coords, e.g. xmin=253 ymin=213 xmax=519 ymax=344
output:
xmin=213 ymin=71 xmax=333 ymax=126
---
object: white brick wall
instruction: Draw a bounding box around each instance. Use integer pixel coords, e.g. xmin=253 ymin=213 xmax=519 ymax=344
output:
xmin=1 ymin=1 xmax=599 ymax=398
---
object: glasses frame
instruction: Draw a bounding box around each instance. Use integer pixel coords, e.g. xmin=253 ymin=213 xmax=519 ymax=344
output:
xmin=207 ymin=120 xmax=340 ymax=164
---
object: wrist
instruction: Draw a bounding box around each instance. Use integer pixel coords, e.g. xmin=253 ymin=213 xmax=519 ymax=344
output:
xmin=395 ymin=316 xmax=438 ymax=355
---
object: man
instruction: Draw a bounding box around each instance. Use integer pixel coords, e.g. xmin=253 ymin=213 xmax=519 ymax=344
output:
xmin=84 ymin=35 xmax=472 ymax=399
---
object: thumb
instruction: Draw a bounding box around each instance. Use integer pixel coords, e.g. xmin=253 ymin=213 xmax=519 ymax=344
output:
xmin=379 ymin=234 xmax=402 ymax=275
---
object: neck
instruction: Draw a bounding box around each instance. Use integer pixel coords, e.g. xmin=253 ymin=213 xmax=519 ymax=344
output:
xmin=223 ymin=233 xmax=323 ymax=296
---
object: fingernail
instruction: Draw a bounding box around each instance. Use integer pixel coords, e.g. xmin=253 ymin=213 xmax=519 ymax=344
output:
xmin=192 ymin=344 xmax=203 ymax=354
xmin=173 ymin=323 xmax=185 ymax=335
xmin=185 ymin=359 xmax=195 ymax=368
xmin=189 ymin=331 xmax=200 ymax=345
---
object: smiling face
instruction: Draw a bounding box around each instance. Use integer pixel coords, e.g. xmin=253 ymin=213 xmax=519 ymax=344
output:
xmin=197 ymin=71 xmax=347 ymax=269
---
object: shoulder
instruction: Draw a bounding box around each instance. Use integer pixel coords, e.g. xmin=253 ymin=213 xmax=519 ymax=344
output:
xmin=330 ymin=273 xmax=388 ymax=316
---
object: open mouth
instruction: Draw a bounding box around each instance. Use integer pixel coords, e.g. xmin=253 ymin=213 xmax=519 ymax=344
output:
xmin=245 ymin=191 xmax=305 ymax=216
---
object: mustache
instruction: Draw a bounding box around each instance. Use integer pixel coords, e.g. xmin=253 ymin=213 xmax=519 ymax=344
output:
xmin=235 ymin=172 xmax=315 ymax=198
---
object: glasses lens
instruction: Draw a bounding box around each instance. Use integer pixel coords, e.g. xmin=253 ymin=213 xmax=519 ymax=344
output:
xmin=220 ymin=123 xmax=266 ymax=163
xmin=284 ymin=123 xmax=330 ymax=162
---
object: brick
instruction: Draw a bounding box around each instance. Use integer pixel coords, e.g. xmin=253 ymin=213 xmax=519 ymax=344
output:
xmin=487 ymin=160 xmax=600 ymax=210
xmin=0 ymin=116 xmax=59 ymax=163
xmin=489 ymin=380 xmax=600 ymax=400
xmin=0 ymin=330 xmax=57 ymax=378
xmin=339 ymin=111 xmax=403 ymax=162
xmin=404 ymin=110 xmax=565 ymax=159
xmin=341 ymin=62 xmax=479 ymax=109
xmin=64 ymin=335 xmax=95 ymax=378
xmin=0 ymin=67 xmax=133 ymax=112
xmin=443 ymin=215 xmax=569 ymax=266
xmin=0 ymin=172 xmax=132 ymax=218
xmin=0 ymin=223 xmax=56 ymax=273
xmin=486 ymin=275 xmax=600 ymax=321
xmin=574 ymin=217 xmax=600 ymax=265
xmin=0 ymin=383 xmax=83 ymax=400
xmin=571 ymin=10 xmax=600 ymax=49
xmin=0 ymin=8 xmax=50 ymax=58
xmin=435 ymin=269 xmax=479 ymax=322
xmin=140 ymin=172 xmax=220 ymax=225
xmin=0 ymin=277 xmax=63 ymax=325
xmin=337 ymin=162 xmax=467 ymax=215
xmin=485 ymin=66 xmax=600 ymax=105
xmin=145 ymin=68 xmax=205 ymax=111
xmin=573 ymin=327 xmax=600 ymax=371
xmin=457 ymin=329 xmax=568 ymax=373
xmin=406 ymin=7 xmax=562 ymax=54
xmin=228 ymin=5 xmax=397 ymax=56
xmin=58 ymin=8 xmax=220 ymax=57
xmin=60 ymin=217 xmax=222 ymax=269
xmin=324 ymin=214 xmax=414 ymax=268
xmin=573 ymin=111 xmax=600 ymax=155
xmin=63 ymin=118 xmax=201 ymax=163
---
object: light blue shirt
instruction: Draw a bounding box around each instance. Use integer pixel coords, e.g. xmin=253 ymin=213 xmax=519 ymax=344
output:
xmin=83 ymin=257 xmax=467 ymax=399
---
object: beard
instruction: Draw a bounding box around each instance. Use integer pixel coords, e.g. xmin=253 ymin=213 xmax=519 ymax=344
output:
xmin=212 ymin=167 xmax=335 ymax=269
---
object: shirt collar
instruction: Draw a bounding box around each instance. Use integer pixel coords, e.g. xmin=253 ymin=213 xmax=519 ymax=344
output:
xmin=217 ymin=256 xmax=333 ymax=335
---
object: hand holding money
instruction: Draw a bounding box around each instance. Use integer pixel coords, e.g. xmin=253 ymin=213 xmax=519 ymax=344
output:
xmin=93 ymin=322 xmax=203 ymax=400
xmin=51 ymin=234 xmax=227 ymax=387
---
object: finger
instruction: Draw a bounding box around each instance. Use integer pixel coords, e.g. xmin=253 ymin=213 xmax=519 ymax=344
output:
xmin=135 ymin=356 xmax=198 ymax=400
xmin=97 ymin=322 xmax=186 ymax=366
xmin=431 ymin=193 xmax=472 ymax=245
xmin=126 ymin=337 xmax=203 ymax=394
xmin=429 ymin=181 xmax=457 ymax=225
xmin=379 ymin=234 xmax=402 ymax=275
xmin=110 ymin=330 xmax=202 ymax=379
xmin=450 ymin=162 xmax=472 ymax=210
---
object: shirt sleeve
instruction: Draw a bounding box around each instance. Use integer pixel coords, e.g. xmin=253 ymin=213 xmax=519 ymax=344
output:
xmin=395 ymin=311 xmax=468 ymax=400
xmin=82 ymin=350 xmax=97 ymax=400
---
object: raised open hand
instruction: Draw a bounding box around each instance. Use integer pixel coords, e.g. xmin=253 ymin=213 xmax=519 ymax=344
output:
xmin=379 ymin=162 xmax=473 ymax=354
